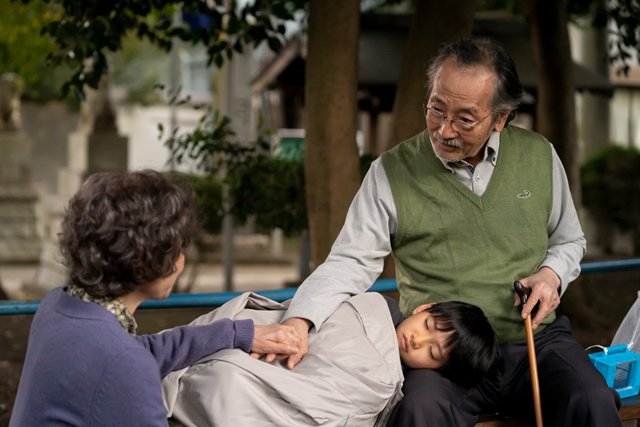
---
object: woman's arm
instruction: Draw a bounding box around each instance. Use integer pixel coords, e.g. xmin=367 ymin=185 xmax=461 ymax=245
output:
xmin=135 ymin=318 xmax=254 ymax=377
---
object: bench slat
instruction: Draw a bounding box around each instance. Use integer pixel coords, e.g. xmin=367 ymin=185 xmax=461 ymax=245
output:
xmin=474 ymin=396 xmax=640 ymax=426
xmin=620 ymin=396 xmax=640 ymax=421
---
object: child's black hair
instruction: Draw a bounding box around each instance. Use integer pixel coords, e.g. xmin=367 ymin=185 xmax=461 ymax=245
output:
xmin=425 ymin=301 xmax=500 ymax=389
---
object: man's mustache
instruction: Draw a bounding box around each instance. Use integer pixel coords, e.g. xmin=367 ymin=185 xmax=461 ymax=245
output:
xmin=433 ymin=132 xmax=464 ymax=149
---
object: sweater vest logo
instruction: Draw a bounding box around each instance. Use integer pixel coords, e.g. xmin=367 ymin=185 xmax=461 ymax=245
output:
xmin=517 ymin=190 xmax=531 ymax=199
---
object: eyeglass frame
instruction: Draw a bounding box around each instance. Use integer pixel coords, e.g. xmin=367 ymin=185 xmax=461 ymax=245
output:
xmin=423 ymin=103 xmax=494 ymax=133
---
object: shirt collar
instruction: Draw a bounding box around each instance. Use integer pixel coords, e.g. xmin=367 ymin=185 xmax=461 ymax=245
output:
xmin=431 ymin=131 xmax=501 ymax=172
xmin=65 ymin=285 xmax=138 ymax=336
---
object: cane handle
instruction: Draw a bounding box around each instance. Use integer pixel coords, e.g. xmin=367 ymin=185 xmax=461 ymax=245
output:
xmin=514 ymin=281 xmax=531 ymax=305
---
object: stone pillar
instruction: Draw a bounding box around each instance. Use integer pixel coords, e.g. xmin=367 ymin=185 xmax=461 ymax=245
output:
xmin=0 ymin=73 xmax=41 ymax=264
xmin=570 ymin=11 xmax=611 ymax=255
xmin=31 ymin=78 xmax=128 ymax=295
xmin=30 ymin=192 xmax=70 ymax=295
xmin=578 ymin=22 xmax=610 ymax=160
xmin=86 ymin=88 xmax=128 ymax=176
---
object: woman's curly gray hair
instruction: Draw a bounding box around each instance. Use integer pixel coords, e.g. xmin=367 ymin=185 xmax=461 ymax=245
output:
xmin=59 ymin=170 xmax=200 ymax=298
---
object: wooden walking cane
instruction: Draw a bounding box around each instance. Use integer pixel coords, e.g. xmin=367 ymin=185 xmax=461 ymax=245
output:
xmin=514 ymin=281 xmax=543 ymax=427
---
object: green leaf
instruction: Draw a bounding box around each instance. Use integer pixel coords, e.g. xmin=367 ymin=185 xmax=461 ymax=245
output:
xmin=267 ymin=36 xmax=282 ymax=52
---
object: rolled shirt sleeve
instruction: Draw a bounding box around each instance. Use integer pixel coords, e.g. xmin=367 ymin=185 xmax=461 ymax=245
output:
xmin=281 ymin=159 xmax=396 ymax=331
xmin=539 ymin=144 xmax=586 ymax=296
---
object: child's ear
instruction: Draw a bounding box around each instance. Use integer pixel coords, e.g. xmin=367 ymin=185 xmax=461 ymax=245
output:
xmin=412 ymin=302 xmax=436 ymax=315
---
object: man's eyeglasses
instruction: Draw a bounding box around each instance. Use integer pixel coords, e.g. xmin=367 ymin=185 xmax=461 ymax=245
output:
xmin=423 ymin=104 xmax=493 ymax=133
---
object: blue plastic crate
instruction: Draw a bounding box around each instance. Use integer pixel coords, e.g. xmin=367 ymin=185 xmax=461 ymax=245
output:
xmin=589 ymin=344 xmax=640 ymax=398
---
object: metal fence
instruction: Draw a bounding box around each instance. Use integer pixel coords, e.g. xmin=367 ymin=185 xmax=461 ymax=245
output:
xmin=2 ymin=258 xmax=640 ymax=315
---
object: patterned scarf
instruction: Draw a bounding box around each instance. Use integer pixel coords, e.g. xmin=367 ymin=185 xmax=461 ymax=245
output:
xmin=65 ymin=285 xmax=138 ymax=336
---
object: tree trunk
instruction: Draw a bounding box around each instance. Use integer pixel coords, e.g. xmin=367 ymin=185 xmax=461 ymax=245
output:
xmin=304 ymin=0 xmax=362 ymax=269
xmin=379 ymin=0 xmax=476 ymax=279
xmin=386 ymin=0 xmax=477 ymax=150
xmin=0 ymin=276 xmax=8 ymax=300
xmin=522 ymin=0 xmax=581 ymax=207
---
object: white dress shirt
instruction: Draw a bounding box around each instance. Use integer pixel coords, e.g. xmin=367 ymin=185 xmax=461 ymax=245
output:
xmin=283 ymin=131 xmax=586 ymax=331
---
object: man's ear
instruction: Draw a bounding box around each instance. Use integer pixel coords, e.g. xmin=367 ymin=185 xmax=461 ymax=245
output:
xmin=493 ymin=111 xmax=510 ymax=133
xmin=412 ymin=302 xmax=436 ymax=315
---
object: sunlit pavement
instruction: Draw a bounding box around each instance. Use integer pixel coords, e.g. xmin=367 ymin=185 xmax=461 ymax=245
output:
xmin=0 ymin=262 xmax=300 ymax=301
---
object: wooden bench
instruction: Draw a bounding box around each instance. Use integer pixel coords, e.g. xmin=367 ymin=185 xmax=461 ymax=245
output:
xmin=474 ymin=396 xmax=640 ymax=426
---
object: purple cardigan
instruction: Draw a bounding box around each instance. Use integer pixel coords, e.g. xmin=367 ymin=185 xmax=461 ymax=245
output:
xmin=10 ymin=287 xmax=254 ymax=426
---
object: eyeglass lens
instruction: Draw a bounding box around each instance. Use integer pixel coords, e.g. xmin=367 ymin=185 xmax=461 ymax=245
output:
xmin=426 ymin=108 xmax=474 ymax=132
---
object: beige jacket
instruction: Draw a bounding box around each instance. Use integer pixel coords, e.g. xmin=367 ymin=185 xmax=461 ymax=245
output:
xmin=162 ymin=292 xmax=404 ymax=427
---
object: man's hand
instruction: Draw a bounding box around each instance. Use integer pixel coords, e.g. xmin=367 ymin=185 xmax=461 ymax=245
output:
xmin=514 ymin=267 xmax=561 ymax=330
xmin=249 ymin=324 xmax=300 ymax=363
xmin=281 ymin=317 xmax=312 ymax=369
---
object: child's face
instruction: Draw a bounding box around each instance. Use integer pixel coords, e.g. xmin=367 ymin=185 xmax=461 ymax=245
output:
xmin=396 ymin=303 xmax=454 ymax=369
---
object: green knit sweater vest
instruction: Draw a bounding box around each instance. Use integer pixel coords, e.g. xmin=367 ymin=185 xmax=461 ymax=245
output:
xmin=381 ymin=125 xmax=553 ymax=343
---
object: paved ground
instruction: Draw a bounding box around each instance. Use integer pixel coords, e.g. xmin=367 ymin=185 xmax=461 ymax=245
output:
xmin=0 ymin=265 xmax=39 ymax=301
xmin=0 ymin=262 xmax=300 ymax=300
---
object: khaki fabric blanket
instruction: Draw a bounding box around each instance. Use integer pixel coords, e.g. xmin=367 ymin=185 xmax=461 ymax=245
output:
xmin=162 ymin=292 xmax=404 ymax=427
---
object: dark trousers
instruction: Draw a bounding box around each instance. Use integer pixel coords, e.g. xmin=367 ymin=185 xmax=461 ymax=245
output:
xmin=387 ymin=316 xmax=622 ymax=427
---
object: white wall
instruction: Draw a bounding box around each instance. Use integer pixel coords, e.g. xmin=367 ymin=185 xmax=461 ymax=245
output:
xmin=609 ymin=88 xmax=640 ymax=149
xmin=115 ymin=105 xmax=205 ymax=173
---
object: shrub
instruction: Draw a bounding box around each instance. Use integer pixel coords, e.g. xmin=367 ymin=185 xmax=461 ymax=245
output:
xmin=581 ymin=145 xmax=640 ymax=254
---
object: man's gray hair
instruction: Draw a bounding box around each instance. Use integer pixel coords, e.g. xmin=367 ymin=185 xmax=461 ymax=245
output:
xmin=426 ymin=37 xmax=525 ymax=125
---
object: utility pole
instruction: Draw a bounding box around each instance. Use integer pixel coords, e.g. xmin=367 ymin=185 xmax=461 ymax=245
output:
xmin=169 ymin=8 xmax=181 ymax=171
xmin=216 ymin=0 xmax=234 ymax=292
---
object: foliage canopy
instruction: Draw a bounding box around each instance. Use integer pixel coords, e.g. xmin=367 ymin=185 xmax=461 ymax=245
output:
xmin=10 ymin=0 xmax=638 ymax=101
xmin=162 ymin=105 xmax=308 ymax=235
xmin=0 ymin=0 xmax=76 ymax=100
xmin=23 ymin=0 xmax=306 ymax=99
xmin=163 ymin=101 xmax=374 ymax=236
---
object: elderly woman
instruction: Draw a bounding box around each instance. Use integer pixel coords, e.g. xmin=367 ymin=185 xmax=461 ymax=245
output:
xmin=10 ymin=170 xmax=298 ymax=426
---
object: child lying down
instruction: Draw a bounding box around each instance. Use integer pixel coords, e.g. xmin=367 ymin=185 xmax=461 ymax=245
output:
xmin=162 ymin=292 xmax=499 ymax=427
xmin=384 ymin=295 xmax=499 ymax=388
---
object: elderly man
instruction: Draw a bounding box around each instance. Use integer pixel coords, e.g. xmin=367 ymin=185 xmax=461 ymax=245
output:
xmin=274 ymin=37 xmax=620 ymax=426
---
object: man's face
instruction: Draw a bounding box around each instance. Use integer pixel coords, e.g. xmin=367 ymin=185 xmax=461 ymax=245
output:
xmin=426 ymin=58 xmax=509 ymax=167
xmin=396 ymin=303 xmax=453 ymax=369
